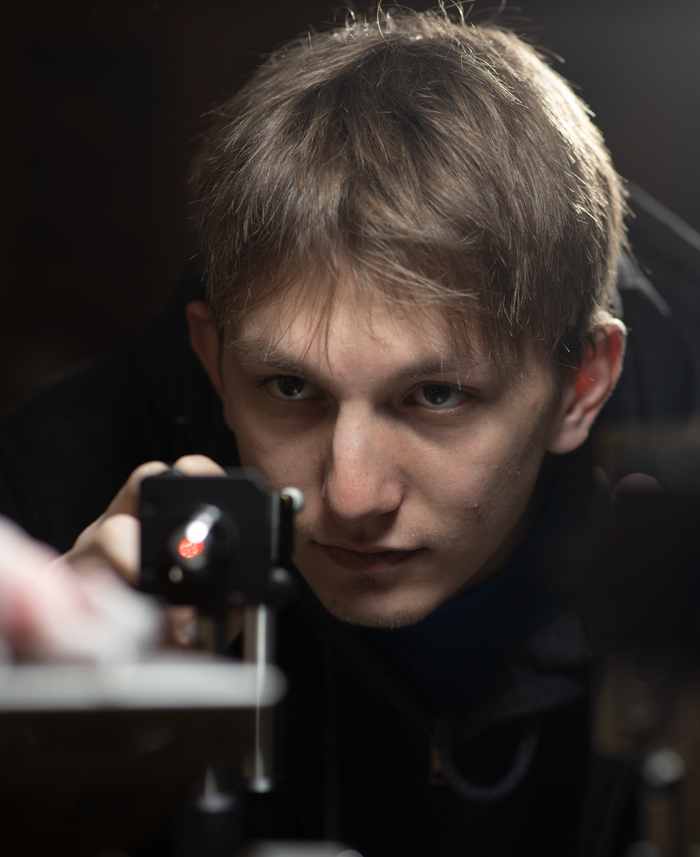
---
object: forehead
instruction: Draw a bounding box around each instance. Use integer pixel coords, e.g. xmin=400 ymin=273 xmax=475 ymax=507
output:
xmin=225 ymin=281 xmax=491 ymax=378
xmin=223 ymin=280 xmax=560 ymax=396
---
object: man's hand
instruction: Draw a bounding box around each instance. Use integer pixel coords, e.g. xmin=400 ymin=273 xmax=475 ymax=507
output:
xmin=64 ymin=455 xmax=231 ymax=648
xmin=0 ymin=516 xmax=162 ymax=663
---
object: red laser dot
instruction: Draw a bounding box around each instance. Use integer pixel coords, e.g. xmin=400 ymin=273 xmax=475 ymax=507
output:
xmin=178 ymin=538 xmax=205 ymax=559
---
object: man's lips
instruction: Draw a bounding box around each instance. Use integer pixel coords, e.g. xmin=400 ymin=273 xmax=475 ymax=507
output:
xmin=318 ymin=543 xmax=423 ymax=574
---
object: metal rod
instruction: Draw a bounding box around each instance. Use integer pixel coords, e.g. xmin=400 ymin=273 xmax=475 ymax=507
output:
xmin=242 ymin=604 xmax=276 ymax=792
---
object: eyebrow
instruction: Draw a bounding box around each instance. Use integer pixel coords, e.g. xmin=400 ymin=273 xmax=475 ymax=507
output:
xmin=226 ymin=341 xmax=307 ymax=375
xmin=226 ymin=339 xmax=481 ymax=383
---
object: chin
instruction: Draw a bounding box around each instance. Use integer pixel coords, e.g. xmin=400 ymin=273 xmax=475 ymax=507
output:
xmin=315 ymin=577 xmax=445 ymax=629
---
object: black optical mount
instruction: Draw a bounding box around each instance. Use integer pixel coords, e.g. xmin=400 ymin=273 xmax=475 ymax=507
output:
xmin=139 ymin=467 xmax=304 ymax=856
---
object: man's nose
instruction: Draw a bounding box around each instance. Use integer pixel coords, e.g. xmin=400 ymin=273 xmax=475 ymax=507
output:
xmin=321 ymin=408 xmax=403 ymax=524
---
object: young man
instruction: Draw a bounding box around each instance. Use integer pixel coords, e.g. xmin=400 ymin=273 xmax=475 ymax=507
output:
xmin=1 ymin=9 xmax=699 ymax=856
xmin=181 ymin=12 xmax=625 ymax=627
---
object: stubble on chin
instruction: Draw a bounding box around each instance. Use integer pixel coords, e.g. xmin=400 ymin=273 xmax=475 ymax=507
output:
xmin=305 ymin=567 xmax=447 ymax=629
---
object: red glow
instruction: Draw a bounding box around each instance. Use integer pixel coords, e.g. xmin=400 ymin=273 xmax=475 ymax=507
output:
xmin=178 ymin=539 xmax=205 ymax=559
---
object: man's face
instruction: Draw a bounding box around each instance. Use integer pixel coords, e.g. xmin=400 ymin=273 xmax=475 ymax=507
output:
xmin=216 ymin=286 xmax=567 ymax=628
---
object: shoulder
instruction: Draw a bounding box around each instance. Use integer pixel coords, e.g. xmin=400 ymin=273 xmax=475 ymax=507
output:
xmin=0 ymin=271 xmax=236 ymax=551
xmin=0 ymin=337 xmax=166 ymax=550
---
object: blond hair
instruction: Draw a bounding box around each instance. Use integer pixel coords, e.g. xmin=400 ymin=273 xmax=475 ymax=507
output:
xmin=190 ymin=8 xmax=626 ymax=373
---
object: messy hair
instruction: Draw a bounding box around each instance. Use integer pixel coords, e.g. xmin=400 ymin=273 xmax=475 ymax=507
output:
xmin=190 ymin=7 xmax=626 ymax=373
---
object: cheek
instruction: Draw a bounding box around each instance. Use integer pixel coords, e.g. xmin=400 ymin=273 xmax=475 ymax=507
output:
xmin=476 ymin=420 xmax=555 ymax=533
xmin=223 ymin=400 xmax=321 ymax=491
xmin=420 ymin=412 xmax=551 ymax=528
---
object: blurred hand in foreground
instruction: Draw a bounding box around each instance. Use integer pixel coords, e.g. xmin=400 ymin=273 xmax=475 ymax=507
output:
xmin=0 ymin=515 xmax=163 ymax=664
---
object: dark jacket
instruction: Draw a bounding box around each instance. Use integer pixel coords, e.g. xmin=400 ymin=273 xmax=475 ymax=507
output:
xmin=1 ymin=186 xmax=699 ymax=856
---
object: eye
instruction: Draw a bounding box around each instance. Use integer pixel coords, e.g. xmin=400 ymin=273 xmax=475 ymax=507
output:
xmin=408 ymin=383 xmax=470 ymax=410
xmin=264 ymin=375 xmax=320 ymax=401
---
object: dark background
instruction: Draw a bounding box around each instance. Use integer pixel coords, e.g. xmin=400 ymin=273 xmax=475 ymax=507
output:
xmin=2 ymin=0 xmax=699 ymax=412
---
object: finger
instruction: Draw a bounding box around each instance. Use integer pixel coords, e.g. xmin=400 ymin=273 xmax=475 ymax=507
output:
xmin=166 ymin=605 xmax=198 ymax=648
xmin=103 ymin=456 xmax=225 ymax=521
xmin=103 ymin=460 xmax=170 ymax=519
xmin=172 ymin=454 xmax=227 ymax=478
xmin=66 ymin=513 xmax=141 ymax=585
xmin=165 ymin=606 xmax=245 ymax=650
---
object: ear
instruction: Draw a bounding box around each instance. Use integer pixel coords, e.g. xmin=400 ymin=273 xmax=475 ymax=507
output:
xmin=185 ymin=300 xmax=225 ymax=400
xmin=547 ymin=320 xmax=626 ymax=455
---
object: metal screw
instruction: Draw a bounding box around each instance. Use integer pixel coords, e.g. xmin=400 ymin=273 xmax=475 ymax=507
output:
xmin=281 ymin=486 xmax=305 ymax=513
xmin=641 ymin=748 xmax=686 ymax=788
